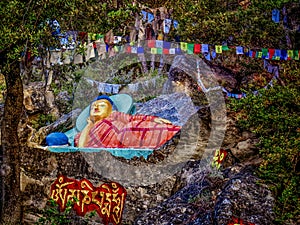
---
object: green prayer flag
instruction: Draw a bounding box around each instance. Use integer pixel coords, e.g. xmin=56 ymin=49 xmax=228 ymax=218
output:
xmin=157 ymin=48 xmax=163 ymax=54
xmin=187 ymin=43 xmax=194 ymax=54
xmin=222 ymin=45 xmax=230 ymax=51
xmin=257 ymin=51 xmax=262 ymax=58
xmin=294 ymin=50 xmax=299 ymax=60
xmin=262 ymin=48 xmax=268 ymax=57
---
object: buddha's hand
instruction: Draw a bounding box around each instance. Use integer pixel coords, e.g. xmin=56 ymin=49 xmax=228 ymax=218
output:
xmin=86 ymin=117 xmax=94 ymax=125
xmin=154 ymin=118 xmax=172 ymax=124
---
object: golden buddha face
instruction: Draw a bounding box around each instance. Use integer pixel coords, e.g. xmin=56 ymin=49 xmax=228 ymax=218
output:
xmin=90 ymin=99 xmax=112 ymax=122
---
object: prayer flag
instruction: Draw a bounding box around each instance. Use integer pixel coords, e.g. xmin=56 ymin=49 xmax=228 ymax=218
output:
xmin=236 ymin=46 xmax=244 ymax=54
xmin=137 ymin=47 xmax=144 ymax=53
xmin=180 ymin=42 xmax=187 ymax=51
xmin=148 ymin=13 xmax=154 ymax=23
xmin=169 ymin=48 xmax=175 ymax=54
xmin=211 ymin=50 xmax=217 ymax=58
xmin=252 ymin=51 xmax=256 ymax=58
xmin=163 ymin=41 xmax=171 ymax=49
xmin=244 ymin=48 xmax=249 ymax=56
xmin=157 ymin=48 xmax=163 ymax=54
xmin=222 ymin=45 xmax=230 ymax=51
xmin=141 ymin=10 xmax=147 ymax=21
xmin=215 ymin=45 xmax=222 ymax=53
xmin=113 ymin=45 xmax=119 ymax=52
xmin=156 ymin=40 xmax=164 ymax=48
xmin=275 ymin=49 xmax=281 ymax=60
xmin=272 ymin=9 xmax=280 ymax=23
xmin=175 ymin=48 xmax=182 ymax=54
xmin=164 ymin=19 xmax=172 ymax=34
xmin=262 ymin=48 xmax=268 ymax=58
xmin=187 ymin=43 xmax=194 ymax=54
xmin=257 ymin=51 xmax=262 ymax=58
xmin=131 ymin=46 xmax=137 ymax=54
xmin=173 ymin=20 xmax=179 ymax=29
xmin=148 ymin=40 xmax=156 ymax=48
xmin=163 ymin=49 xmax=169 ymax=54
xmin=287 ymin=50 xmax=293 ymax=60
xmin=269 ymin=49 xmax=275 ymax=59
xmin=281 ymin=49 xmax=287 ymax=60
xmin=204 ymin=52 xmax=211 ymax=61
xmin=151 ymin=48 xmax=157 ymax=54
xmin=104 ymin=83 xmax=112 ymax=93
xmin=294 ymin=50 xmax=299 ymax=60
xmin=202 ymin=44 xmax=209 ymax=53
xmin=194 ymin=44 xmax=201 ymax=54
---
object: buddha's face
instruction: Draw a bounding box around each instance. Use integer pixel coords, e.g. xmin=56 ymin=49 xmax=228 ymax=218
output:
xmin=90 ymin=99 xmax=112 ymax=121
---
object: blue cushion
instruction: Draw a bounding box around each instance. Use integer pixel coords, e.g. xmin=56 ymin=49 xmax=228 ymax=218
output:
xmin=46 ymin=132 xmax=69 ymax=146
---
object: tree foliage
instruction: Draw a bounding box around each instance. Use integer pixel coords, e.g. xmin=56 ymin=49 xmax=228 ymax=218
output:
xmin=229 ymin=61 xmax=300 ymax=223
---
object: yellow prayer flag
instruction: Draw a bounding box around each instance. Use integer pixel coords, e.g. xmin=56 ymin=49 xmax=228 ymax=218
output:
xmin=180 ymin=42 xmax=187 ymax=51
xmin=151 ymin=48 xmax=157 ymax=54
xmin=215 ymin=45 xmax=222 ymax=54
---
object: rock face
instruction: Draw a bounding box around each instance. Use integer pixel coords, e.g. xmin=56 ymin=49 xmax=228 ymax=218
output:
xmin=23 ymin=82 xmax=59 ymax=117
xmin=135 ymin=163 xmax=275 ymax=225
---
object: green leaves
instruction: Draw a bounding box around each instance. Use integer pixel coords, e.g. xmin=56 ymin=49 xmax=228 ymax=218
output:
xmin=230 ymin=83 xmax=300 ymax=223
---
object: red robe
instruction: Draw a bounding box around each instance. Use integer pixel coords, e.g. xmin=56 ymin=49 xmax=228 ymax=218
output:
xmin=75 ymin=111 xmax=181 ymax=149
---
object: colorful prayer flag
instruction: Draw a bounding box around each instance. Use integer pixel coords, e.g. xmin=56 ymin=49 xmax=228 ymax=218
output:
xmin=150 ymin=48 xmax=157 ymax=54
xmin=137 ymin=47 xmax=144 ymax=53
xmin=175 ymin=48 xmax=182 ymax=54
xmin=262 ymin=48 xmax=268 ymax=58
xmin=204 ymin=52 xmax=211 ymax=61
xmin=222 ymin=45 xmax=230 ymax=51
xmin=215 ymin=45 xmax=222 ymax=53
xmin=131 ymin=46 xmax=137 ymax=54
xmin=275 ymin=49 xmax=281 ymax=60
xmin=148 ymin=40 xmax=156 ymax=48
xmin=148 ymin=13 xmax=154 ymax=23
xmin=194 ymin=44 xmax=201 ymax=54
xmin=169 ymin=48 xmax=175 ymax=54
xmin=187 ymin=43 xmax=194 ymax=54
xmin=236 ymin=46 xmax=244 ymax=54
xmin=163 ymin=49 xmax=169 ymax=54
xmin=126 ymin=46 xmax=131 ymax=53
xmin=163 ymin=41 xmax=171 ymax=49
xmin=173 ymin=20 xmax=179 ymax=29
xmin=157 ymin=48 xmax=163 ymax=54
xmin=269 ymin=49 xmax=275 ymax=59
xmin=141 ymin=10 xmax=147 ymax=21
xmin=156 ymin=40 xmax=164 ymax=48
xmin=257 ymin=51 xmax=263 ymax=58
xmin=294 ymin=50 xmax=299 ymax=60
xmin=272 ymin=9 xmax=280 ymax=23
xmin=180 ymin=42 xmax=187 ymax=51
xmin=281 ymin=49 xmax=287 ymax=60
xmin=287 ymin=50 xmax=293 ymax=60
xmin=211 ymin=50 xmax=217 ymax=58
xmin=201 ymin=44 xmax=209 ymax=53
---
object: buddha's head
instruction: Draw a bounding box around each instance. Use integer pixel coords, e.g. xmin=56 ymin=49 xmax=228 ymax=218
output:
xmin=90 ymin=95 xmax=113 ymax=122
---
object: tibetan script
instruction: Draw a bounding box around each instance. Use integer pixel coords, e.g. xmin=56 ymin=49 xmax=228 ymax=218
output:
xmin=50 ymin=175 xmax=127 ymax=225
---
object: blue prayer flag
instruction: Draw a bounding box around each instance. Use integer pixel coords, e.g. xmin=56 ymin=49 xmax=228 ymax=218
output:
xmin=272 ymin=9 xmax=280 ymax=23
xmin=148 ymin=13 xmax=154 ymax=23
xmin=202 ymin=44 xmax=209 ymax=53
xmin=163 ymin=41 xmax=171 ymax=49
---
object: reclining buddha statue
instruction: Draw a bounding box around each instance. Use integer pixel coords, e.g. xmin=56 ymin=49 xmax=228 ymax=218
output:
xmin=74 ymin=95 xmax=181 ymax=149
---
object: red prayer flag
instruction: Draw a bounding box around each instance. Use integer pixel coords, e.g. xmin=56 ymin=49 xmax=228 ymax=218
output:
xmin=268 ymin=48 xmax=275 ymax=59
xmin=194 ymin=44 xmax=201 ymax=54
xmin=147 ymin=40 xmax=156 ymax=48
xmin=163 ymin=49 xmax=169 ymax=54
